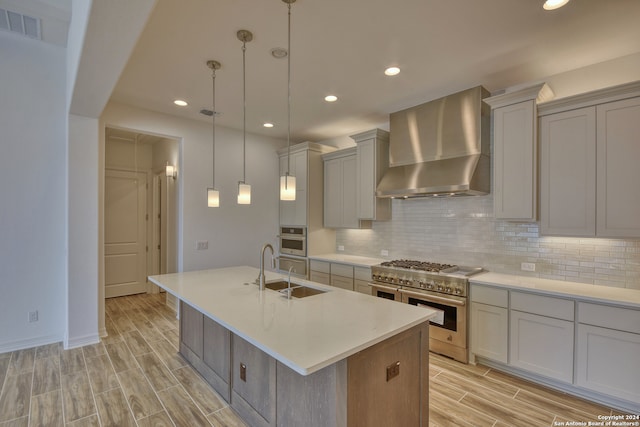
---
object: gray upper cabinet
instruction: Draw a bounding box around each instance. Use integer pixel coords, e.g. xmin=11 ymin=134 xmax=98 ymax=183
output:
xmin=596 ymin=97 xmax=640 ymax=237
xmin=540 ymin=107 xmax=597 ymax=236
xmin=485 ymin=83 xmax=553 ymax=221
xmin=539 ymin=81 xmax=640 ymax=237
xmin=351 ymin=129 xmax=391 ymax=222
xmin=323 ymin=128 xmax=391 ymax=229
xmin=323 ymin=148 xmax=362 ymax=229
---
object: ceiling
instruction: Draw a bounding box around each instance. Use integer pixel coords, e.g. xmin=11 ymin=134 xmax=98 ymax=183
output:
xmin=9 ymin=0 xmax=640 ymax=143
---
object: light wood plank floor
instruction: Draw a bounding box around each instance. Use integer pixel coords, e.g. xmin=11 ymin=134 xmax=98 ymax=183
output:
xmin=0 ymin=293 xmax=621 ymax=426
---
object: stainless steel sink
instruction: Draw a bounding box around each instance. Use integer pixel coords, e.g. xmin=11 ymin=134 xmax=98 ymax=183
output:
xmin=264 ymin=280 xmax=290 ymax=291
xmin=264 ymin=281 xmax=327 ymax=298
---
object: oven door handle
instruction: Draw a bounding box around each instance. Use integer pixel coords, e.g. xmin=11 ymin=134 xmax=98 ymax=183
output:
xmin=369 ymin=283 xmax=400 ymax=292
xmin=399 ymin=289 xmax=466 ymax=306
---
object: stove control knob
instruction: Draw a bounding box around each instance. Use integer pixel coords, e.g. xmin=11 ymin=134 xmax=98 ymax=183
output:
xmin=417 ymin=281 xmax=424 ymax=288
xmin=445 ymin=287 xmax=452 ymax=293
xmin=437 ymin=285 xmax=444 ymax=292
xmin=454 ymin=288 xmax=462 ymax=295
xmin=426 ymin=282 xmax=434 ymax=290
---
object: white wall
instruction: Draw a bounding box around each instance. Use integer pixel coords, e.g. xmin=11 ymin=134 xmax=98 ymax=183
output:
xmin=101 ymin=101 xmax=285 ymax=272
xmin=67 ymin=114 xmax=99 ymax=348
xmin=0 ymin=33 xmax=68 ymax=352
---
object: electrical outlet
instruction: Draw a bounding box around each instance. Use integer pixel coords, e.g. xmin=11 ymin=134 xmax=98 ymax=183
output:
xmin=28 ymin=310 xmax=38 ymax=323
xmin=521 ymin=262 xmax=536 ymax=272
xmin=337 ymin=245 xmax=345 ymax=252
xmin=196 ymin=241 xmax=208 ymax=250
xmin=381 ymin=249 xmax=389 ymax=257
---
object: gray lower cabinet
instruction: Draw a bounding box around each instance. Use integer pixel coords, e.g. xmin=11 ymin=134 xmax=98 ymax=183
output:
xmin=231 ymin=335 xmax=276 ymax=427
xmin=179 ymin=301 xmax=231 ymax=401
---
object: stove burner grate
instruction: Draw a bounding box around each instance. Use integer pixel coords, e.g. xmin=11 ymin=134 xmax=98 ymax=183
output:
xmin=380 ymin=259 xmax=456 ymax=273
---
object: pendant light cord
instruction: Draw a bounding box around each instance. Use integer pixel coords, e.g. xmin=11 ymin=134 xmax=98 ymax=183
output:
xmin=242 ymin=38 xmax=247 ymax=184
xmin=286 ymin=1 xmax=292 ymax=178
xmin=211 ymin=67 xmax=216 ymax=189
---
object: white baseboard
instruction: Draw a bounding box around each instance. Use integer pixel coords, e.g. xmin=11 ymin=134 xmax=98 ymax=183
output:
xmin=0 ymin=334 xmax=64 ymax=354
xmin=64 ymin=333 xmax=100 ymax=350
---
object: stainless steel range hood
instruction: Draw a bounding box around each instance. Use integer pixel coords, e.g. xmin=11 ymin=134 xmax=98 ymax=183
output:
xmin=377 ymin=86 xmax=491 ymax=198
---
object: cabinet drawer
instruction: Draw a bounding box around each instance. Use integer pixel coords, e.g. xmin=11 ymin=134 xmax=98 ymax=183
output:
xmin=331 ymin=263 xmax=354 ymax=278
xmin=309 ymin=271 xmax=330 ymax=286
xmin=309 ymin=260 xmax=330 ymax=273
xmin=331 ymin=275 xmax=354 ymax=291
xmin=471 ymin=285 xmax=508 ymax=308
xmin=511 ymin=292 xmax=574 ymax=321
xmin=578 ymin=302 xmax=640 ymax=334
xmin=354 ymin=266 xmax=371 ymax=281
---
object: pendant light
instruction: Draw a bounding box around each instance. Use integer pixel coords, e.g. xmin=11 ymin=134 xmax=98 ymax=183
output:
xmin=279 ymin=0 xmax=296 ymax=201
xmin=237 ymin=29 xmax=253 ymax=205
xmin=207 ymin=60 xmax=221 ymax=207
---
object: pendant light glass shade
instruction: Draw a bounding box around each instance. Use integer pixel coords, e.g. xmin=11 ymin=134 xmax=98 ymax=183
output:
xmin=237 ymin=182 xmax=251 ymax=204
xmin=280 ymin=0 xmax=297 ymax=201
xmin=280 ymin=174 xmax=296 ymax=201
xmin=207 ymin=188 xmax=220 ymax=207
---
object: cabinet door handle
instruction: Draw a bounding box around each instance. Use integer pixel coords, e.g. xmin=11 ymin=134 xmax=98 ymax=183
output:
xmin=240 ymin=363 xmax=246 ymax=382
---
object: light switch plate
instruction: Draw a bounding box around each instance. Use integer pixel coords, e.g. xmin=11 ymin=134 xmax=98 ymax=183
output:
xmin=338 ymin=245 xmax=345 ymax=251
xmin=196 ymin=241 xmax=208 ymax=250
xmin=381 ymin=249 xmax=389 ymax=257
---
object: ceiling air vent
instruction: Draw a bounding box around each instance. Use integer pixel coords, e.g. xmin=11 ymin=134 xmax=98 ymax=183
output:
xmin=0 ymin=8 xmax=41 ymax=40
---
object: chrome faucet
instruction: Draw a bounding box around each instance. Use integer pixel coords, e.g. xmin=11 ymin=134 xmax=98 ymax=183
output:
xmin=258 ymin=243 xmax=275 ymax=291
xmin=285 ymin=266 xmax=296 ymax=299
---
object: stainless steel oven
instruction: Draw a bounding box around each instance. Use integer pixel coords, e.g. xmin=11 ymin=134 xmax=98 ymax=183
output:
xmin=279 ymin=226 xmax=306 ymax=257
xmin=370 ymin=260 xmax=480 ymax=364
xmin=400 ymin=287 xmax=467 ymax=363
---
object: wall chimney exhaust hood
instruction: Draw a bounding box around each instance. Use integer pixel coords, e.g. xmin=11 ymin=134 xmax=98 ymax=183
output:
xmin=377 ymin=86 xmax=491 ymax=198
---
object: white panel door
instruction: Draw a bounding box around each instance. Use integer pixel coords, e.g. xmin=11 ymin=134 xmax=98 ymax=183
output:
xmin=105 ymin=169 xmax=147 ymax=298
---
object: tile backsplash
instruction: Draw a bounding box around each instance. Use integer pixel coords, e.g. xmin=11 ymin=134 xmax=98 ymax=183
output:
xmin=336 ymin=196 xmax=640 ymax=290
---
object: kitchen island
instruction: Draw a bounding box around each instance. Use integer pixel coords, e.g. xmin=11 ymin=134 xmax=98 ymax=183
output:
xmin=149 ymin=266 xmax=435 ymax=427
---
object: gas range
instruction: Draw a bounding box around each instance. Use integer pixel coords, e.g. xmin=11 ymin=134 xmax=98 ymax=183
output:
xmin=370 ymin=259 xmax=483 ymax=364
xmin=371 ymin=259 xmax=483 ymax=297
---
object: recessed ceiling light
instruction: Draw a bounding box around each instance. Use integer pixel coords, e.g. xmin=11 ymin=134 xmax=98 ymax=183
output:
xmin=174 ymin=99 xmax=188 ymax=106
xmin=263 ymin=123 xmax=274 ymax=128
xmin=270 ymin=47 xmax=288 ymax=59
xmin=324 ymin=95 xmax=338 ymax=102
xmin=543 ymin=0 xmax=570 ymax=10
xmin=384 ymin=66 xmax=400 ymax=76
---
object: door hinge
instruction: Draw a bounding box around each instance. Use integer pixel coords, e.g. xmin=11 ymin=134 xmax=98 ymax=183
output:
xmin=146 ymin=214 xmax=149 ymax=221
xmin=146 ymin=245 xmax=149 ymax=252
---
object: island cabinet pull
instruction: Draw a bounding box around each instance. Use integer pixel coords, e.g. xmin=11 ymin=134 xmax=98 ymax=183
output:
xmin=399 ymin=289 xmax=466 ymax=306
xmin=240 ymin=363 xmax=247 ymax=382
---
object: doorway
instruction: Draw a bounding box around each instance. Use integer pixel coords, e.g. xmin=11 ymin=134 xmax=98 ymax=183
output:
xmin=104 ymin=127 xmax=178 ymax=298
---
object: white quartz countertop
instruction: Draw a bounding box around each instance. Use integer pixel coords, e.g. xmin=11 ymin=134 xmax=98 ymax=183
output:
xmin=148 ymin=266 xmax=435 ymax=376
xmin=471 ymin=272 xmax=640 ymax=309
xmin=309 ymin=253 xmax=385 ymax=267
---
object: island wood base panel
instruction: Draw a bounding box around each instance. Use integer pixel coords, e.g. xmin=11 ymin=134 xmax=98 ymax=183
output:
xmin=179 ymin=300 xmax=429 ymax=427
